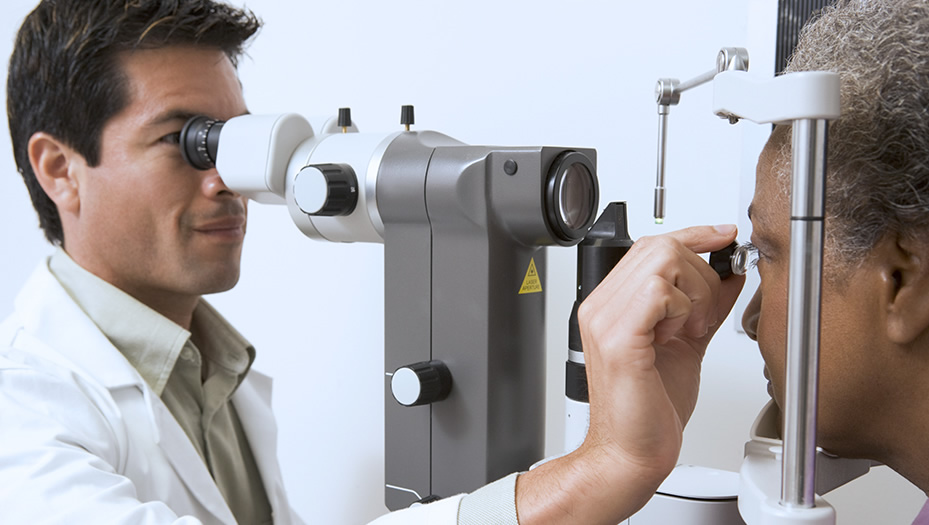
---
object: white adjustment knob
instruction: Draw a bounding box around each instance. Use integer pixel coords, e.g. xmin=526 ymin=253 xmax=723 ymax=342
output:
xmin=292 ymin=163 xmax=358 ymax=216
xmin=390 ymin=360 xmax=453 ymax=407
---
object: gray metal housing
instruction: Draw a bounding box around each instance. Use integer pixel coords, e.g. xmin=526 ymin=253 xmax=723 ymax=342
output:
xmin=378 ymin=131 xmax=597 ymax=509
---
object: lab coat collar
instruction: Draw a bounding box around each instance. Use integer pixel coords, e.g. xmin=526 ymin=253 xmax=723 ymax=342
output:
xmin=14 ymin=260 xmax=235 ymax=522
xmin=13 ymin=259 xmax=293 ymax=524
xmin=14 ymin=258 xmax=144 ymax=390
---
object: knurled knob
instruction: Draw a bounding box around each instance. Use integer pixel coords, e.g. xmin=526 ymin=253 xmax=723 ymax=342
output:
xmin=391 ymin=360 xmax=452 ymax=407
xmin=292 ymin=163 xmax=358 ymax=217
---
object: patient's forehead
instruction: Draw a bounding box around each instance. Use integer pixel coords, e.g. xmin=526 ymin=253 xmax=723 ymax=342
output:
xmin=753 ymin=128 xmax=790 ymax=205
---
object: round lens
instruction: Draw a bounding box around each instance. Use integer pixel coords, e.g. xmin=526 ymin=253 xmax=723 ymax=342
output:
xmin=544 ymin=150 xmax=598 ymax=245
xmin=559 ymin=163 xmax=594 ymax=230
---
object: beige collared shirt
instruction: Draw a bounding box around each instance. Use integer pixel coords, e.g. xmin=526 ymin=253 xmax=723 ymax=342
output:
xmin=49 ymin=248 xmax=273 ymax=525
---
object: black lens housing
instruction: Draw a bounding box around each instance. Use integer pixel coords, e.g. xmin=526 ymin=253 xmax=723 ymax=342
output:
xmin=544 ymin=150 xmax=599 ymax=244
xmin=179 ymin=116 xmax=225 ymax=170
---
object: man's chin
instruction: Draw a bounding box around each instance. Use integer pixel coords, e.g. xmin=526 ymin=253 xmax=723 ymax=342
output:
xmin=195 ymin=267 xmax=241 ymax=296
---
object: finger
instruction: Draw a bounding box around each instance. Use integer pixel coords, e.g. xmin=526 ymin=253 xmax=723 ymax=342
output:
xmin=693 ymin=273 xmax=747 ymax=346
xmin=645 ymin=244 xmax=718 ymax=338
xmin=591 ymin=236 xmax=719 ymax=337
xmin=581 ymin=274 xmax=690 ymax=371
xmin=716 ymin=272 xmax=746 ymax=325
xmin=582 ymin=225 xmax=742 ymax=353
xmin=595 ymin=224 xmax=736 ymax=298
xmin=653 ymin=282 xmax=695 ymax=344
xmin=662 ymin=224 xmax=738 ymax=254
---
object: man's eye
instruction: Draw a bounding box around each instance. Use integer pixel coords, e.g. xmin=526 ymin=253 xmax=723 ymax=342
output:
xmin=161 ymin=132 xmax=181 ymax=145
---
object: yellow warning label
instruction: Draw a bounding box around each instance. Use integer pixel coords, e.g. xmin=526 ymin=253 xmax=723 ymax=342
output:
xmin=519 ymin=258 xmax=543 ymax=295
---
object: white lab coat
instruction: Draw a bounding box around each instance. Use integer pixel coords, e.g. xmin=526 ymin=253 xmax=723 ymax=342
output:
xmin=0 ymin=260 xmax=469 ymax=524
xmin=0 ymin=261 xmax=303 ymax=524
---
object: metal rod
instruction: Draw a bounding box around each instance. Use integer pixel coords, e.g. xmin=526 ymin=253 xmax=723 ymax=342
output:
xmin=654 ymin=105 xmax=670 ymax=222
xmin=781 ymin=118 xmax=828 ymax=508
xmin=676 ymin=68 xmax=717 ymax=94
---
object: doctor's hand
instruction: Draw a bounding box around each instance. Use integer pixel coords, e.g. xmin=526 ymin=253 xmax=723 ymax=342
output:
xmin=515 ymin=225 xmax=744 ymax=525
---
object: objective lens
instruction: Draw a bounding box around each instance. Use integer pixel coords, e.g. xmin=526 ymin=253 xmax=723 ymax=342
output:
xmin=730 ymin=242 xmax=759 ymax=275
xmin=544 ymin=151 xmax=599 ymax=245
xmin=709 ymin=241 xmax=759 ymax=279
xmin=559 ymin=163 xmax=595 ymax=230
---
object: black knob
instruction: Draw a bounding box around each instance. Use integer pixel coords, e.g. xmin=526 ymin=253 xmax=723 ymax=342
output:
xmin=338 ymin=107 xmax=352 ymax=128
xmin=400 ymin=105 xmax=415 ymax=128
xmin=292 ymin=163 xmax=358 ymax=217
xmin=391 ymin=360 xmax=452 ymax=407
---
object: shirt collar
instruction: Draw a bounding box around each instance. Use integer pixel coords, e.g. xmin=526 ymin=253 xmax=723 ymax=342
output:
xmin=191 ymin=300 xmax=255 ymax=381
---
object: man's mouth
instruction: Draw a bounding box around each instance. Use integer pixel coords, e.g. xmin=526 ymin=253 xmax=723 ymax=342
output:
xmin=193 ymin=215 xmax=246 ymax=239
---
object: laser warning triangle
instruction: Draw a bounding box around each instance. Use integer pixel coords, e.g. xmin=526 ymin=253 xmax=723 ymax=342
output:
xmin=519 ymin=258 xmax=543 ymax=294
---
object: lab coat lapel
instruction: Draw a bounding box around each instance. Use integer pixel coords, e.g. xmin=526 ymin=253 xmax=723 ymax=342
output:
xmin=233 ymin=370 xmax=297 ymax=524
xmin=147 ymin=389 xmax=237 ymax=523
xmin=14 ymin=261 xmax=237 ymax=524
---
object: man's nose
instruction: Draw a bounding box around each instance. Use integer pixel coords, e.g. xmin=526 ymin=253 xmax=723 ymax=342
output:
xmin=742 ymin=287 xmax=761 ymax=341
xmin=202 ymin=169 xmax=240 ymax=199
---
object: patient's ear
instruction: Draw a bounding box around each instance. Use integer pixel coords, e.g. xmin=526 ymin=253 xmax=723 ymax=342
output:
xmin=878 ymin=234 xmax=929 ymax=344
xmin=27 ymin=132 xmax=83 ymax=214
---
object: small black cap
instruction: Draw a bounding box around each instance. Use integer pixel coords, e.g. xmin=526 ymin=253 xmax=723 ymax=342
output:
xmin=400 ymin=105 xmax=415 ymax=126
xmin=338 ymin=107 xmax=352 ymax=128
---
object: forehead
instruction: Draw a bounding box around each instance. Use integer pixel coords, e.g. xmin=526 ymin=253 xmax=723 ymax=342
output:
xmin=116 ymin=46 xmax=247 ymax=123
xmin=749 ymin=130 xmax=790 ymax=234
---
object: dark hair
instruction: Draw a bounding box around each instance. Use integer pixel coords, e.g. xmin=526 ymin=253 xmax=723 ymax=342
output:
xmin=772 ymin=0 xmax=929 ymax=264
xmin=7 ymin=0 xmax=261 ymax=245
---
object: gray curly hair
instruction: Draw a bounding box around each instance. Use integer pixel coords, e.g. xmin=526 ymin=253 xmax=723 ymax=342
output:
xmin=770 ymin=0 xmax=929 ymax=263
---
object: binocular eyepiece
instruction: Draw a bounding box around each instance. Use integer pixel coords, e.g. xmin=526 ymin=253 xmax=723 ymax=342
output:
xmin=179 ymin=115 xmax=225 ymax=170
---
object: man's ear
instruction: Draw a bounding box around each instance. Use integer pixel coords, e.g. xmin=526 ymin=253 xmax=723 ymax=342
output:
xmin=879 ymin=234 xmax=929 ymax=344
xmin=27 ymin=132 xmax=83 ymax=214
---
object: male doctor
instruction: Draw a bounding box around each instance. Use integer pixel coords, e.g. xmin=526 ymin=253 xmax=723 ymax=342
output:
xmin=0 ymin=0 xmax=742 ymax=523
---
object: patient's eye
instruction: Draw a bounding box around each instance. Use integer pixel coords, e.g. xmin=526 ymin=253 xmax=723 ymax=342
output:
xmin=731 ymin=242 xmax=760 ymax=275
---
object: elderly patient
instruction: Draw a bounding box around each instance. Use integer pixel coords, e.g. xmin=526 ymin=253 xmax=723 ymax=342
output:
xmin=734 ymin=0 xmax=929 ymax=521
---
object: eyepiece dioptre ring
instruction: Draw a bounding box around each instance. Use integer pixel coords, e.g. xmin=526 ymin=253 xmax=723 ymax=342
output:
xmin=180 ymin=115 xmax=225 ymax=170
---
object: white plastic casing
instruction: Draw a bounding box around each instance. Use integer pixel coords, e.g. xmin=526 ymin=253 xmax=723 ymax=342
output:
xmin=737 ymin=401 xmax=872 ymax=525
xmin=563 ymin=397 xmax=589 ymax=454
xmin=284 ymin=131 xmax=395 ymax=243
xmin=215 ymin=114 xmax=314 ymax=204
xmin=629 ymin=465 xmax=743 ymax=524
xmin=712 ymin=71 xmax=840 ymax=125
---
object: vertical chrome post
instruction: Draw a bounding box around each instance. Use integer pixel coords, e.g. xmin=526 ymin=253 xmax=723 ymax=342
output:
xmin=781 ymin=118 xmax=828 ymax=508
xmin=654 ymin=104 xmax=670 ymax=222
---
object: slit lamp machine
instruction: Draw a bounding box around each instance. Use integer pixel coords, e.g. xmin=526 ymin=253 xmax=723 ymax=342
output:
xmin=178 ymin=44 xmax=863 ymax=523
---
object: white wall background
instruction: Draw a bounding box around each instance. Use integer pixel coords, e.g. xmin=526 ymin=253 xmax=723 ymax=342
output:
xmin=0 ymin=1 xmax=923 ymax=523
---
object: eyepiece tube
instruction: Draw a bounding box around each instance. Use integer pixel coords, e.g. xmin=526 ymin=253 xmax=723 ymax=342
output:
xmin=180 ymin=116 xmax=225 ymax=170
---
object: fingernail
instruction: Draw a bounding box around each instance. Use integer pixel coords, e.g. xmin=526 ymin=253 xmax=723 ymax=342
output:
xmin=714 ymin=224 xmax=737 ymax=235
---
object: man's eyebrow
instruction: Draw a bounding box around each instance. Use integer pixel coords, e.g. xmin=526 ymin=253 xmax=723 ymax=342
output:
xmin=145 ymin=109 xmax=200 ymax=128
xmin=145 ymin=109 xmax=252 ymax=128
